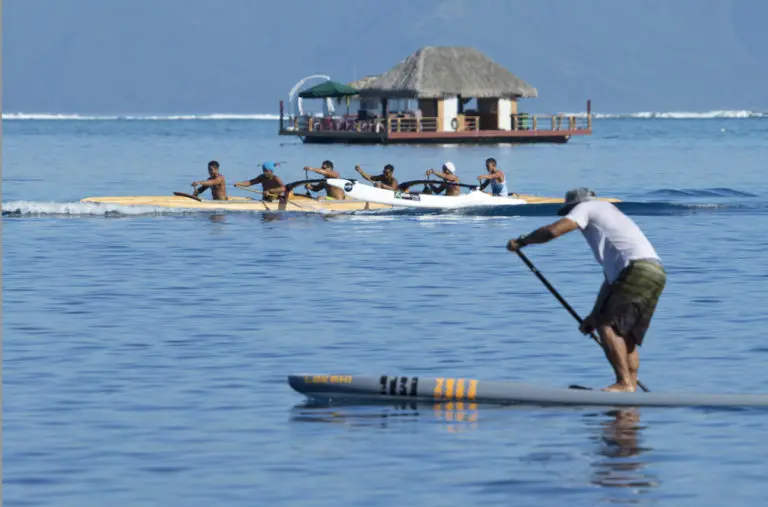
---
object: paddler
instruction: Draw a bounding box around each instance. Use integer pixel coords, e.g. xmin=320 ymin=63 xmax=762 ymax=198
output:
xmin=477 ymin=157 xmax=509 ymax=196
xmin=233 ymin=161 xmax=286 ymax=201
xmin=191 ymin=160 xmax=227 ymax=200
xmin=506 ymin=187 xmax=666 ymax=393
xmin=355 ymin=164 xmax=398 ymax=190
xmin=303 ymin=160 xmax=345 ymax=200
xmin=424 ymin=161 xmax=461 ymax=196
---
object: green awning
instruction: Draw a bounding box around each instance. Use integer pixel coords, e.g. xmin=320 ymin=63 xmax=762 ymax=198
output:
xmin=298 ymin=80 xmax=359 ymax=98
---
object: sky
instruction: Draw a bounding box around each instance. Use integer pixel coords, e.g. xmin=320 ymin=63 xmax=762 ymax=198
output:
xmin=3 ymin=0 xmax=767 ymax=114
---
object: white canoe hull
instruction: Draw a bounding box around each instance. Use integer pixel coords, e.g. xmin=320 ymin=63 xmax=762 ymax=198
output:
xmin=326 ymin=178 xmax=527 ymax=209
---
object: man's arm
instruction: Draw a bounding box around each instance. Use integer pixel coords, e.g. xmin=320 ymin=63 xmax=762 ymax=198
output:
xmin=305 ymin=166 xmax=339 ymax=178
xmin=235 ymin=175 xmax=263 ymax=187
xmin=376 ymin=177 xmax=397 ymax=191
xmin=431 ymin=172 xmax=457 ymax=182
xmin=355 ymin=166 xmax=376 ymax=183
xmin=507 ymin=218 xmax=580 ymax=250
xmin=477 ymin=172 xmax=502 ymax=182
xmin=426 ymin=182 xmax=445 ymax=194
xmin=192 ymin=175 xmax=224 ymax=195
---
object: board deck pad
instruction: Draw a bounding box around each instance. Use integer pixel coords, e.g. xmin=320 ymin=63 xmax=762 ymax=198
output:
xmin=288 ymin=374 xmax=768 ymax=408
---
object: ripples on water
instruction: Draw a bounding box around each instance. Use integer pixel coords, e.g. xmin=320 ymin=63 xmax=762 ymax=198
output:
xmin=4 ymin=119 xmax=768 ymax=506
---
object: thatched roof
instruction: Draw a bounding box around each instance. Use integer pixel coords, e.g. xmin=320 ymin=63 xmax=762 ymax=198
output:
xmin=348 ymin=75 xmax=380 ymax=90
xmin=357 ymin=46 xmax=538 ymax=99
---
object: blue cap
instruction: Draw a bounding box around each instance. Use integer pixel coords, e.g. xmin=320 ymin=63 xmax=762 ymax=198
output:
xmin=262 ymin=161 xmax=276 ymax=171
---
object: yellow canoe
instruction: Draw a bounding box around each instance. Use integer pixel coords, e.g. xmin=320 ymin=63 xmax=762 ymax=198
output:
xmin=80 ymin=194 xmax=392 ymax=212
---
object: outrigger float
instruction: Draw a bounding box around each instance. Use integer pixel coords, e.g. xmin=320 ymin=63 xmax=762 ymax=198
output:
xmin=327 ymin=178 xmax=621 ymax=210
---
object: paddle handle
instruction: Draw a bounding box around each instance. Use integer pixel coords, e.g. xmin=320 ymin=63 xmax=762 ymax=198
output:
xmin=515 ymin=249 xmax=650 ymax=393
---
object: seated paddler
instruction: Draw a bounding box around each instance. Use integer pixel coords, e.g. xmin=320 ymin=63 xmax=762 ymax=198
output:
xmin=476 ymin=157 xmax=509 ymax=196
xmin=304 ymin=160 xmax=345 ymax=200
xmin=424 ymin=161 xmax=461 ymax=196
xmin=355 ymin=164 xmax=398 ymax=190
xmin=233 ymin=161 xmax=286 ymax=201
xmin=191 ymin=160 xmax=227 ymax=200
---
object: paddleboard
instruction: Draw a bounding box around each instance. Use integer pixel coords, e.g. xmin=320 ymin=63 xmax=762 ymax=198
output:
xmin=288 ymin=374 xmax=768 ymax=408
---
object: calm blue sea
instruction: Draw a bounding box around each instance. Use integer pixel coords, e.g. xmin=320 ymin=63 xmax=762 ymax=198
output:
xmin=3 ymin=117 xmax=768 ymax=507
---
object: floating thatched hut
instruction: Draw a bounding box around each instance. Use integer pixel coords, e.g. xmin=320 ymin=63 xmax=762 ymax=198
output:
xmin=279 ymin=46 xmax=592 ymax=145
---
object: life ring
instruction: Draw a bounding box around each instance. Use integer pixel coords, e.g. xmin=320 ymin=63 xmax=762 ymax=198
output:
xmin=450 ymin=118 xmax=459 ymax=130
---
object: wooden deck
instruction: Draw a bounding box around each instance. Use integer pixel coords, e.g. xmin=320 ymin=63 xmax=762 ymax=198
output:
xmin=278 ymin=101 xmax=593 ymax=145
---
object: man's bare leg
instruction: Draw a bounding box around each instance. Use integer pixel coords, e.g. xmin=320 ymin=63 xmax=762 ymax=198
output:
xmin=598 ymin=324 xmax=636 ymax=392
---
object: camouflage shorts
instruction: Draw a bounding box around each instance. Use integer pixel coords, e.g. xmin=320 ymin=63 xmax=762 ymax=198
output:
xmin=597 ymin=260 xmax=667 ymax=346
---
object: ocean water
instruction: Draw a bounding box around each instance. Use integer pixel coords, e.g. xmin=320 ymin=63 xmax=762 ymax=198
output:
xmin=3 ymin=116 xmax=768 ymax=507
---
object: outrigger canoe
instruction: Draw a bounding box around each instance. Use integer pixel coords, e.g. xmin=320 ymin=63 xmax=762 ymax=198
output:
xmin=80 ymin=193 xmax=391 ymax=212
xmin=326 ymin=178 xmax=621 ymax=209
xmin=289 ymin=373 xmax=768 ymax=409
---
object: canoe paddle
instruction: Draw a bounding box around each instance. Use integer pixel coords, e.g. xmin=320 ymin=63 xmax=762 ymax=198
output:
xmin=514 ymin=249 xmax=651 ymax=393
xmin=233 ymin=183 xmax=310 ymax=210
xmin=173 ymin=191 xmax=202 ymax=202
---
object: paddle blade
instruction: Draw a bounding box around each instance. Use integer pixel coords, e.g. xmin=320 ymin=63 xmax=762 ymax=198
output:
xmin=174 ymin=191 xmax=202 ymax=202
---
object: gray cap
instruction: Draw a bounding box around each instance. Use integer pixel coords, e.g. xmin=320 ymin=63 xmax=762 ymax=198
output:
xmin=557 ymin=187 xmax=596 ymax=215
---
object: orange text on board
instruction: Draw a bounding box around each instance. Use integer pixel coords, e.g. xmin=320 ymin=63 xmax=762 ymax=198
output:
xmin=303 ymin=375 xmax=353 ymax=385
xmin=433 ymin=378 xmax=478 ymax=401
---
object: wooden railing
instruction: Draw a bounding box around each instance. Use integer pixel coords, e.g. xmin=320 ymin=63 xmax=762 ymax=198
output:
xmin=511 ymin=113 xmax=591 ymax=131
xmin=282 ymin=113 xmax=591 ymax=134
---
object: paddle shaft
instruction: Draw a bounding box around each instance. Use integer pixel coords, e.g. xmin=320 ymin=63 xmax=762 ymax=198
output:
xmin=233 ymin=183 xmax=310 ymax=210
xmin=515 ymin=249 xmax=650 ymax=393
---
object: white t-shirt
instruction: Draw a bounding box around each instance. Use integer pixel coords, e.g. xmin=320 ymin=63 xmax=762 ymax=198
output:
xmin=565 ymin=200 xmax=660 ymax=284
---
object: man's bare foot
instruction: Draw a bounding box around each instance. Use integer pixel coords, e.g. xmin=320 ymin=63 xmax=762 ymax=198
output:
xmin=601 ymin=383 xmax=636 ymax=393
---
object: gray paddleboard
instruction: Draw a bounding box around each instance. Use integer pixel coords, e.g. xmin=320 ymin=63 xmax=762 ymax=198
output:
xmin=288 ymin=374 xmax=768 ymax=408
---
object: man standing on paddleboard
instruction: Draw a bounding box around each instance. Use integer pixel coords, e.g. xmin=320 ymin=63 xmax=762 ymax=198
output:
xmin=191 ymin=160 xmax=227 ymax=200
xmin=233 ymin=161 xmax=286 ymax=201
xmin=506 ymin=188 xmax=666 ymax=393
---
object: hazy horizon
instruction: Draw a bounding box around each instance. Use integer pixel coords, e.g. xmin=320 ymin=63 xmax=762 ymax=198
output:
xmin=4 ymin=0 xmax=767 ymax=115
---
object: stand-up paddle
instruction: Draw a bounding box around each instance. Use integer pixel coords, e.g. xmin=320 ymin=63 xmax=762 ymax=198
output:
xmin=515 ymin=249 xmax=651 ymax=393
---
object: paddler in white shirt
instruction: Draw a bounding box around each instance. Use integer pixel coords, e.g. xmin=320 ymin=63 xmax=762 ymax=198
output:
xmin=506 ymin=188 xmax=667 ymax=393
xmin=424 ymin=161 xmax=461 ymax=196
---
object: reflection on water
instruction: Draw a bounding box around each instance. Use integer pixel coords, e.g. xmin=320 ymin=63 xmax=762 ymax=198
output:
xmin=290 ymin=400 xmax=480 ymax=433
xmin=292 ymin=401 xmax=659 ymax=500
xmin=589 ymin=408 xmax=659 ymax=500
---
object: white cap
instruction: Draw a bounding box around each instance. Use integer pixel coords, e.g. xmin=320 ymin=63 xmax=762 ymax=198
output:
xmin=443 ymin=161 xmax=456 ymax=174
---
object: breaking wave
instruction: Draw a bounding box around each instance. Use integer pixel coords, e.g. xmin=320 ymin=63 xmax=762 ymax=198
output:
xmin=2 ymin=113 xmax=281 ymax=121
xmin=563 ymin=110 xmax=767 ymax=120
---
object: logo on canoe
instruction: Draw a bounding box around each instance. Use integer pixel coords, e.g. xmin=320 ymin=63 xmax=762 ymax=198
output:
xmin=344 ymin=182 xmax=354 ymax=192
xmin=394 ymin=191 xmax=420 ymax=201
